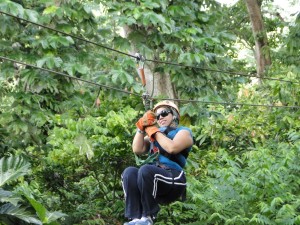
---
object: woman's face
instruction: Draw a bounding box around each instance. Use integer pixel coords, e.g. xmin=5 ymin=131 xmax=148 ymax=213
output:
xmin=155 ymin=107 xmax=173 ymax=127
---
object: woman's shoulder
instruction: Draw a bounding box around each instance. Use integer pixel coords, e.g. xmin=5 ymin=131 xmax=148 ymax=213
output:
xmin=174 ymin=126 xmax=193 ymax=137
xmin=177 ymin=126 xmax=192 ymax=132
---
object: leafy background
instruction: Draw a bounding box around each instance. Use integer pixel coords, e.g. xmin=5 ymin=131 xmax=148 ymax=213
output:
xmin=0 ymin=0 xmax=300 ymax=224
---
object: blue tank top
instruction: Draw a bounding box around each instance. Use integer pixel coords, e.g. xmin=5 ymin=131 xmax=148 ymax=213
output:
xmin=152 ymin=126 xmax=193 ymax=171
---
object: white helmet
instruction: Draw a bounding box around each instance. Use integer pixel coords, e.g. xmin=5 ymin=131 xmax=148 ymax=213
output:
xmin=153 ymin=100 xmax=180 ymax=119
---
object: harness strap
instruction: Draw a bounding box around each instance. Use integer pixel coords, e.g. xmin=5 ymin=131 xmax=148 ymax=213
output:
xmin=135 ymin=152 xmax=159 ymax=167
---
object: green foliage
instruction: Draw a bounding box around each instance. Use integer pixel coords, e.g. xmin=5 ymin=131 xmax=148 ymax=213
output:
xmin=1 ymin=0 xmax=300 ymax=224
xmin=178 ymin=83 xmax=300 ymax=224
xmin=25 ymin=195 xmax=67 ymax=224
xmin=0 ymin=203 xmax=42 ymax=225
xmin=0 ymin=156 xmax=38 ymax=225
xmin=183 ymin=141 xmax=300 ymax=225
xmin=32 ymin=101 xmax=138 ymax=223
xmin=0 ymin=155 xmax=30 ymax=187
xmin=0 ymin=155 xmax=65 ymax=225
xmin=103 ymin=0 xmax=245 ymax=111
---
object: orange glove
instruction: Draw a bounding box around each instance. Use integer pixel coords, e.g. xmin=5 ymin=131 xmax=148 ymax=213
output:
xmin=135 ymin=110 xmax=157 ymax=131
xmin=145 ymin=125 xmax=160 ymax=142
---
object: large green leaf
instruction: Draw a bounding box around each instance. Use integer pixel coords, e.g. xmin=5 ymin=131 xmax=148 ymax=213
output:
xmin=0 ymin=156 xmax=30 ymax=187
xmin=0 ymin=188 xmax=22 ymax=206
xmin=25 ymin=196 xmax=67 ymax=224
xmin=0 ymin=203 xmax=42 ymax=225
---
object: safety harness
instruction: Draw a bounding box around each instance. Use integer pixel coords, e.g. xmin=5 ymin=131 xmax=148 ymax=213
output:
xmin=135 ymin=126 xmax=190 ymax=168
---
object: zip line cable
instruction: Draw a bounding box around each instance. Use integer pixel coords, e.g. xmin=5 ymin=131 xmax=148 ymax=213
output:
xmin=146 ymin=58 xmax=299 ymax=84
xmin=1 ymin=10 xmax=299 ymax=85
xmin=0 ymin=11 xmax=136 ymax=59
xmin=0 ymin=56 xmax=139 ymax=96
xmin=1 ymin=56 xmax=300 ymax=109
xmin=155 ymin=97 xmax=300 ymax=109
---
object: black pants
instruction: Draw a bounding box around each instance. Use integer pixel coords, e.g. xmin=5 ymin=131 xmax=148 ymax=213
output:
xmin=121 ymin=164 xmax=186 ymax=219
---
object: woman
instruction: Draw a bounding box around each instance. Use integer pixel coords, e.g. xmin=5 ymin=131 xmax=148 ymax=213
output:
xmin=122 ymin=100 xmax=194 ymax=225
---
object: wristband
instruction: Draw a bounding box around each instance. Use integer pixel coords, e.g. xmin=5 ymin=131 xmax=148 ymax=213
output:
xmin=137 ymin=128 xmax=146 ymax=134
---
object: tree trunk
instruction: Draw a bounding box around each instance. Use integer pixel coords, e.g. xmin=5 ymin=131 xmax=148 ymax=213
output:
xmin=152 ymin=72 xmax=176 ymax=99
xmin=121 ymin=26 xmax=176 ymax=104
xmin=245 ymin=0 xmax=271 ymax=79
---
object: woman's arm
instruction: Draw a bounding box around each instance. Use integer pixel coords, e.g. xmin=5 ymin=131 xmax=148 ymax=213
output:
xmin=154 ymin=130 xmax=193 ymax=154
xmin=132 ymin=131 xmax=150 ymax=155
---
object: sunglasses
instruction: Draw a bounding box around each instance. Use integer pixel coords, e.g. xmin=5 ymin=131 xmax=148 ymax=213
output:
xmin=156 ymin=110 xmax=172 ymax=120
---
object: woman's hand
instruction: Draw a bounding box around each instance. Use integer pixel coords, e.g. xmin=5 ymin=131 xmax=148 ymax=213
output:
xmin=145 ymin=125 xmax=160 ymax=142
xmin=135 ymin=110 xmax=156 ymax=131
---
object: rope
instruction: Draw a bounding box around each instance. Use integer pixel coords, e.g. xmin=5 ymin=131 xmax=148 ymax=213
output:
xmin=0 ymin=11 xmax=137 ymax=60
xmin=0 ymin=56 xmax=139 ymax=96
xmin=146 ymin=58 xmax=299 ymax=84
xmin=1 ymin=56 xmax=299 ymax=109
xmin=1 ymin=10 xmax=299 ymax=85
xmin=154 ymin=97 xmax=300 ymax=109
